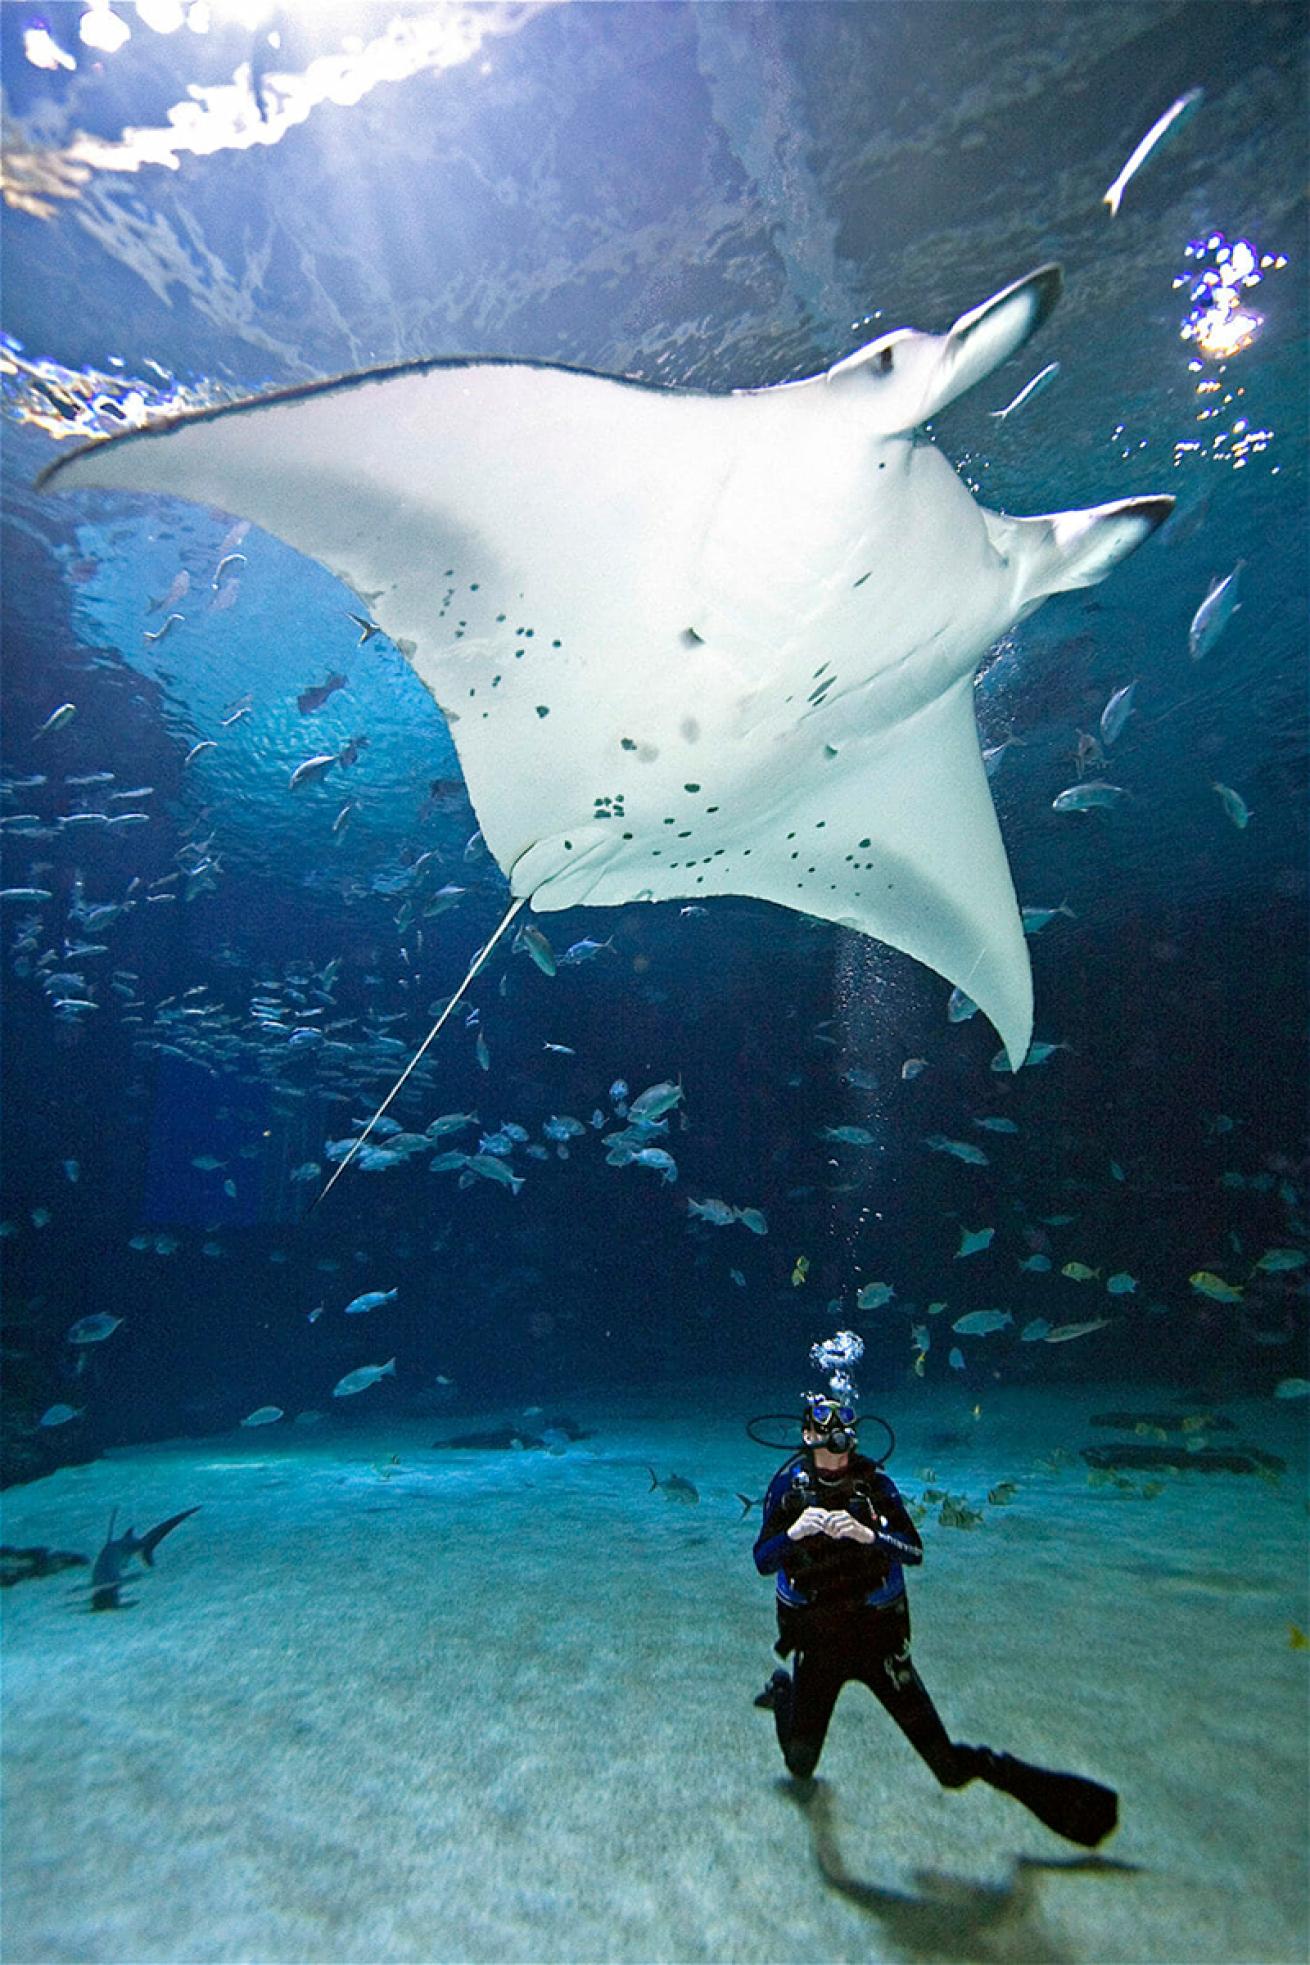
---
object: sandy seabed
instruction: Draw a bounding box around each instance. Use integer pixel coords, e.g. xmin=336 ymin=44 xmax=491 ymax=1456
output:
xmin=2 ymin=1380 xmax=1307 ymax=1965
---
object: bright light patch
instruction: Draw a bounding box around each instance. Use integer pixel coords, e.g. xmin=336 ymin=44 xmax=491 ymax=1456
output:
xmin=0 ymin=334 xmax=233 ymax=442
xmin=1170 ymin=230 xmax=1287 ymax=474
xmin=1178 ymin=230 xmax=1272 ymax=361
xmin=4 ymin=3 xmax=559 ymax=218
xmin=23 ymin=26 xmax=78 ymax=70
xmin=136 ymin=0 xmax=186 ymax=29
xmin=79 ymin=3 xmax=132 ymax=52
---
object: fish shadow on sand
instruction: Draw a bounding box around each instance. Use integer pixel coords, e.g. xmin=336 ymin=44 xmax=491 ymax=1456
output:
xmin=784 ymin=1778 xmax=1141 ymax=1965
xmin=0 ymin=1544 xmax=89 ymax=1588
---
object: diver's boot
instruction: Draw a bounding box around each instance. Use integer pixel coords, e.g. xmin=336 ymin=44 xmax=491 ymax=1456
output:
xmin=754 ymin=1668 xmax=791 ymax=1711
xmin=961 ymin=1744 xmax=1119 ymax=1848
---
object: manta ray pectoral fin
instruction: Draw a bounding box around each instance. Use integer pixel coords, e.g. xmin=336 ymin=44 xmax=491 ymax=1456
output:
xmin=988 ymin=495 xmax=1176 ymax=612
xmin=827 ymin=265 xmax=1062 ymax=431
xmin=738 ymin=676 xmax=1033 ymax=1070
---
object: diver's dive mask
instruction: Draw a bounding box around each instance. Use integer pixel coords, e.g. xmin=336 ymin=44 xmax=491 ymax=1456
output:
xmin=802 ymin=1394 xmax=859 ymax=1454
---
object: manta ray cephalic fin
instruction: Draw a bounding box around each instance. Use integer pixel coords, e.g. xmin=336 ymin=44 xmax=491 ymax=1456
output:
xmin=824 ymin=264 xmax=1063 ymax=433
xmin=984 ymin=495 xmax=1177 ymax=614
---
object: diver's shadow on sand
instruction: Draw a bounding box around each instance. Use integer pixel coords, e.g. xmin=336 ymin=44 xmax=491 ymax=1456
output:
xmin=781 ymin=1777 xmax=1142 ymax=1965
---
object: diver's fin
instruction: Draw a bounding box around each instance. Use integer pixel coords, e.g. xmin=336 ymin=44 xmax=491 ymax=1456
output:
xmin=988 ymin=495 xmax=1175 ymax=612
xmin=972 ymin=1747 xmax=1119 ymax=1848
xmin=315 ymin=894 xmax=526 ymax=1205
xmin=137 ymin=1505 xmax=201 ymax=1567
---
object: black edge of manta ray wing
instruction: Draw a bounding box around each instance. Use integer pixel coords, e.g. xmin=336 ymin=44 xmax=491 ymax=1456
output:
xmin=32 ymin=354 xmax=717 ymax=496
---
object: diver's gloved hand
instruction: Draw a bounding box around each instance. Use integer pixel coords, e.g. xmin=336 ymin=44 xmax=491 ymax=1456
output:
xmin=787 ymin=1506 xmax=830 ymax=1540
xmin=824 ymin=1509 xmax=877 ymax=1544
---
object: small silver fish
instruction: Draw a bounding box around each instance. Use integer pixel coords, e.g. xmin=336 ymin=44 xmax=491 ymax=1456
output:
xmin=344 ymin=1287 xmax=398 ymax=1315
xmin=463 ymin=1154 xmax=523 ymax=1194
xmin=150 ymin=569 xmax=190 ymax=614
xmin=990 ymin=361 xmax=1060 ymax=420
xmin=923 ymin=1134 xmax=989 ymax=1166
xmin=1043 ymin=1318 xmax=1110 ymax=1344
xmin=1021 ymin=902 xmax=1075 ymax=935
xmin=517 ymin=924 xmax=557 ymax=976
xmin=1188 ymin=562 xmax=1243 ymax=660
xmin=628 ymin=1080 xmax=683 ymax=1122
xmin=1052 ymin=781 xmax=1127 ymax=813
xmin=1212 ymin=782 xmax=1251 ymax=830
xmin=67 ymin=1312 xmax=124 ymax=1344
xmin=1104 ymin=87 xmax=1203 ymax=216
xmin=289 ymin=753 xmax=338 ymax=790
xmin=39 ymin=1403 xmax=83 ymax=1427
xmin=332 ymin=1359 xmax=396 ymax=1397
xmin=1099 ymin=681 xmax=1137 ymax=747
xmin=218 ymin=520 xmax=250 ymax=556
xmin=33 ymin=703 xmax=76 ymax=740
xmin=951 ymin=1310 xmax=1012 ymax=1337
xmin=143 ymin=613 xmax=184 ymax=644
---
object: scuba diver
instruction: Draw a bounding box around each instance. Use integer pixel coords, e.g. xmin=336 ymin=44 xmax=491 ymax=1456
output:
xmin=751 ymin=1392 xmax=1118 ymax=1848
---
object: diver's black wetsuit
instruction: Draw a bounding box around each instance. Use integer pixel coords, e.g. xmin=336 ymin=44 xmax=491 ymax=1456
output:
xmin=753 ymin=1450 xmax=969 ymax=1783
xmin=751 ymin=1449 xmax=1120 ymax=1849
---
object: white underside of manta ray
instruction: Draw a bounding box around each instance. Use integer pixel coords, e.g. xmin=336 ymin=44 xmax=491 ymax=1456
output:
xmin=41 ymin=263 xmax=1171 ymax=1081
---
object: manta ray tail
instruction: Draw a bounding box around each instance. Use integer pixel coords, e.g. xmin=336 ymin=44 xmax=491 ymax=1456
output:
xmin=990 ymin=495 xmax=1176 ymax=611
xmin=315 ymin=895 xmax=526 ymax=1206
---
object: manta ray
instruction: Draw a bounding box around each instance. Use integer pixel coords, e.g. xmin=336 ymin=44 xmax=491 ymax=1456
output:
xmin=40 ymin=264 xmax=1169 ymax=1173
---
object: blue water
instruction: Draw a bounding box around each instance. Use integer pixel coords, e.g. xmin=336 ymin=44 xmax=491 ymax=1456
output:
xmin=1 ymin=8 xmax=1307 ymax=1960
xmin=4 ymin=2 xmax=1306 ymax=1475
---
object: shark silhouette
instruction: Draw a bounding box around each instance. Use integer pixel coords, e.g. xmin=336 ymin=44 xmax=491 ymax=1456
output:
xmin=86 ymin=1505 xmax=200 ymax=1611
